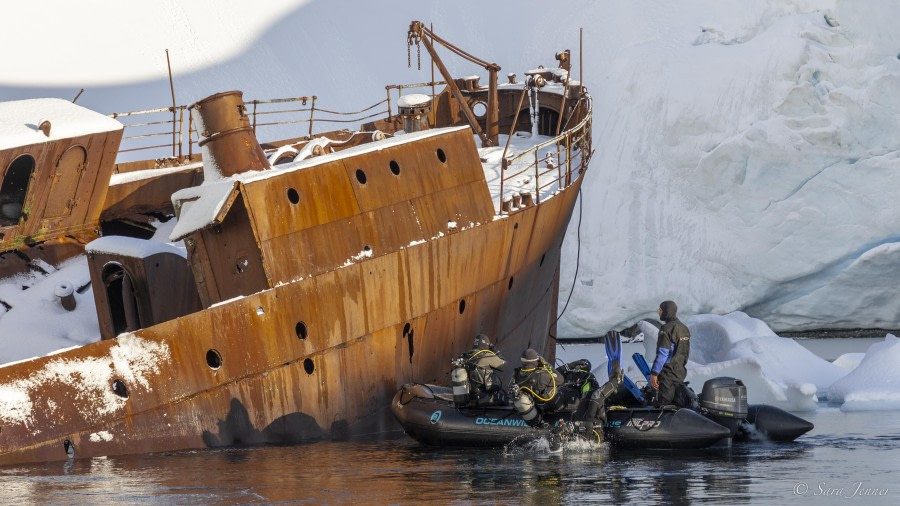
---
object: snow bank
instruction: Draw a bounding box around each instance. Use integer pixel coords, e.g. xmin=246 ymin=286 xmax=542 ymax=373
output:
xmin=828 ymin=335 xmax=900 ymax=411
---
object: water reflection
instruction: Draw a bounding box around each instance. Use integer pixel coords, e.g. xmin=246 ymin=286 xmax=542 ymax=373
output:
xmin=0 ymin=409 xmax=895 ymax=504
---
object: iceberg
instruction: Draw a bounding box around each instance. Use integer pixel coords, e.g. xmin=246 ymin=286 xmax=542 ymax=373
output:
xmin=828 ymin=335 xmax=900 ymax=411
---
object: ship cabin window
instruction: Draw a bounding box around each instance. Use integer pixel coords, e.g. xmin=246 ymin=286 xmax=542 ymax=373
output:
xmin=472 ymin=102 xmax=487 ymax=118
xmin=103 ymin=263 xmax=142 ymax=335
xmin=537 ymin=107 xmax=560 ymax=137
xmin=0 ymin=154 xmax=35 ymax=226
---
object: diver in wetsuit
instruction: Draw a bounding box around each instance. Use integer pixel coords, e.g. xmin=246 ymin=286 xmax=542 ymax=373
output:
xmin=450 ymin=334 xmax=507 ymax=406
xmin=650 ymin=300 xmax=691 ymax=406
xmin=511 ymin=348 xmax=565 ymax=427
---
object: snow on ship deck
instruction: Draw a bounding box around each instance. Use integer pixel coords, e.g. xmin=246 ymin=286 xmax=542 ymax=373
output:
xmin=477 ymin=131 xmax=581 ymax=213
xmin=114 ymin=125 xmax=582 ymax=243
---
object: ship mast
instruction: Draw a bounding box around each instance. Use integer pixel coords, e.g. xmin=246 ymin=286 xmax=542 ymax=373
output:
xmin=407 ymin=21 xmax=500 ymax=147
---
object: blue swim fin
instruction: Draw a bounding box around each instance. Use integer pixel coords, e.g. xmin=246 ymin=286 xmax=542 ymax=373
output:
xmin=606 ymin=331 xmax=643 ymax=402
xmin=632 ymin=352 xmax=651 ymax=381
xmin=604 ymin=330 xmax=621 ymax=374
xmin=623 ymin=375 xmax=644 ymax=403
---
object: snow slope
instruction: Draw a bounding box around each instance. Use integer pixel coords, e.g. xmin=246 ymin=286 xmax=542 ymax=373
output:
xmin=1 ymin=0 xmax=898 ymax=336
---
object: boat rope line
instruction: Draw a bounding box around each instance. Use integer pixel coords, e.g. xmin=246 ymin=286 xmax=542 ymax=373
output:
xmin=547 ymin=186 xmax=583 ymax=346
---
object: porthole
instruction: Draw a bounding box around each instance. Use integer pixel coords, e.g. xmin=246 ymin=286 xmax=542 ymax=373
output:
xmin=472 ymin=102 xmax=487 ymax=118
xmin=508 ymin=277 xmax=514 ymax=290
xmin=304 ymin=358 xmax=315 ymax=375
xmin=112 ymin=379 xmax=129 ymax=399
xmin=458 ymin=299 xmax=466 ymax=314
xmin=356 ymin=169 xmax=367 ymax=184
xmin=436 ymin=148 xmax=447 ymax=164
xmin=390 ymin=160 xmax=400 ymax=175
xmin=287 ymin=188 xmax=300 ymax=204
xmin=206 ymin=349 xmax=222 ymax=370
xmin=296 ymin=321 xmax=308 ymax=340
xmin=235 ymin=257 xmax=249 ymax=274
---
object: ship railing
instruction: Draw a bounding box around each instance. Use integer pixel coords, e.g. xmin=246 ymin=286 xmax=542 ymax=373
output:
xmin=498 ymin=94 xmax=592 ymax=215
xmin=384 ymin=81 xmax=447 ymax=121
xmin=112 ymin=95 xmax=394 ymax=162
xmin=110 ymin=106 xmax=187 ymax=158
xmin=187 ymin=96 xmax=392 ymax=156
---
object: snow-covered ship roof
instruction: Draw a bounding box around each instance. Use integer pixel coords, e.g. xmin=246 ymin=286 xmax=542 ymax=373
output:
xmin=0 ymin=98 xmax=123 ymax=151
xmin=169 ymin=126 xmax=469 ymax=241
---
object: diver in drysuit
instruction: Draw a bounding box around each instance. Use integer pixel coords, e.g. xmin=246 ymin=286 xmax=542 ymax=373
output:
xmin=511 ymin=335 xmax=625 ymax=444
xmin=451 ymin=334 xmax=507 ymax=407
xmin=572 ymin=330 xmax=625 ymax=438
xmin=510 ymin=348 xmax=566 ymax=427
xmin=650 ymin=300 xmax=691 ymax=406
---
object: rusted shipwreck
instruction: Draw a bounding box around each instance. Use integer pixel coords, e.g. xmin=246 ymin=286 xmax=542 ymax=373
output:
xmin=0 ymin=22 xmax=592 ymax=464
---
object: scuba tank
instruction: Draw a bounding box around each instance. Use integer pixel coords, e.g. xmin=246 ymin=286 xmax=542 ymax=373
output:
xmin=513 ymin=387 xmax=542 ymax=427
xmin=451 ymin=358 xmax=470 ymax=406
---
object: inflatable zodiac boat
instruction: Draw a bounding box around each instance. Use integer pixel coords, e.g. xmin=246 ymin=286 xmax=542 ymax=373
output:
xmin=391 ymin=377 xmax=813 ymax=449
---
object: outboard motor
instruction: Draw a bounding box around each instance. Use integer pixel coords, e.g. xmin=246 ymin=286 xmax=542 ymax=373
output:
xmin=699 ymin=377 xmax=748 ymax=438
xmin=513 ymin=388 xmax=542 ymax=427
xmin=451 ymin=358 xmax=470 ymax=406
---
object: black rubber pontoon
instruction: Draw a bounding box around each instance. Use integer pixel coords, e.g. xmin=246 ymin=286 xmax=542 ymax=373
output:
xmin=392 ymin=383 xmax=730 ymax=449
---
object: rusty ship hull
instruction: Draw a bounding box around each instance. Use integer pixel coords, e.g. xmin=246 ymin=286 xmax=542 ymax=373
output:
xmin=0 ymin=23 xmax=591 ymax=465
xmin=0 ymin=177 xmax=582 ymax=465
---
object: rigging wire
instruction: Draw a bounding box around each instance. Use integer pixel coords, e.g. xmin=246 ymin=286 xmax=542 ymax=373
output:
xmin=547 ymin=186 xmax=584 ymax=348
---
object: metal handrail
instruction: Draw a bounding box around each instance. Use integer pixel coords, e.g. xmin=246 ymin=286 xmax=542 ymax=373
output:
xmin=109 ymin=86 xmax=593 ymax=209
xmin=498 ymin=94 xmax=592 ymax=214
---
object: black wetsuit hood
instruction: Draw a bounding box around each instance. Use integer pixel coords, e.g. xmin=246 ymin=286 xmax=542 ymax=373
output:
xmin=659 ymin=300 xmax=678 ymax=322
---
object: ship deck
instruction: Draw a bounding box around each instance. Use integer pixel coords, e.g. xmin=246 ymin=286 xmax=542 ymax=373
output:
xmin=109 ymin=128 xmax=584 ymax=219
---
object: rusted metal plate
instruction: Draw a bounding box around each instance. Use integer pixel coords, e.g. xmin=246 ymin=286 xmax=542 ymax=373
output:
xmin=342 ymin=128 xmax=485 ymax=213
xmin=242 ymin=161 xmax=361 ymax=241
xmin=257 ymin=199 xmax=422 ymax=285
xmin=194 ymin=197 xmax=268 ymax=305
xmin=408 ymin=179 xmax=493 ymax=240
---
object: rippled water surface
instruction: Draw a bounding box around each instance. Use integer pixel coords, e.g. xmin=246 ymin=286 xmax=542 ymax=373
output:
xmin=1 ymin=408 xmax=897 ymax=504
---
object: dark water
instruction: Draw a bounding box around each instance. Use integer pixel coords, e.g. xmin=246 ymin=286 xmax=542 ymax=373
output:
xmin=1 ymin=408 xmax=897 ymax=504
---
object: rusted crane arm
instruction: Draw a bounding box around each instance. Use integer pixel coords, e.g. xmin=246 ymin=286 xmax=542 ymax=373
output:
xmin=409 ymin=21 xmax=500 ymax=147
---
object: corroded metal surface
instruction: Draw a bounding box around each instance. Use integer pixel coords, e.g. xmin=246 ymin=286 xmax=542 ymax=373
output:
xmin=0 ymin=170 xmax=581 ymax=464
xmin=0 ymin=22 xmax=592 ymax=465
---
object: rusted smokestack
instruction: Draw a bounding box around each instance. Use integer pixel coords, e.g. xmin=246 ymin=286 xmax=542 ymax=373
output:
xmin=190 ymin=91 xmax=271 ymax=180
